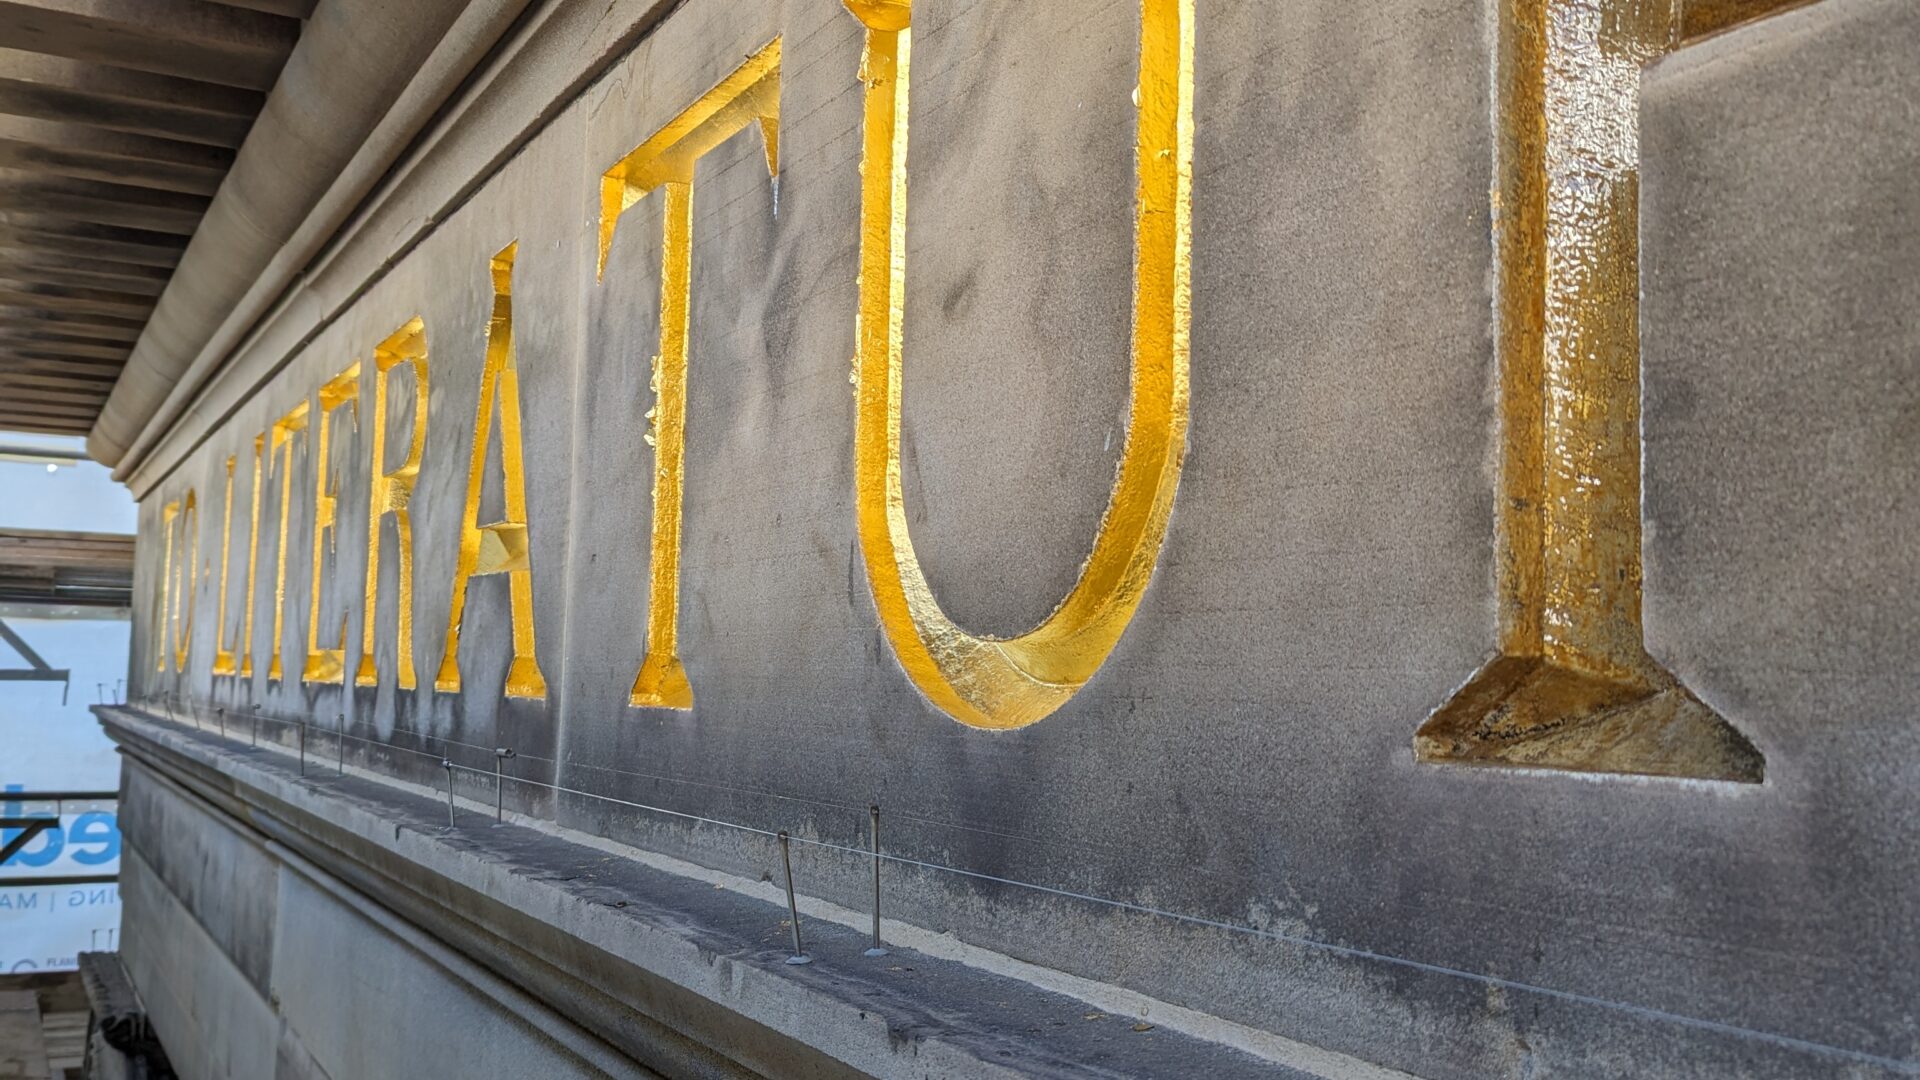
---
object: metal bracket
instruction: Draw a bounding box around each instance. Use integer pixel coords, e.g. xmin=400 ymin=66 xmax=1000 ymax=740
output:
xmin=0 ymin=817 xmax=57 ymax=864
xmin=0 ymin=616 xmax=70 ymax=705
xmin=0 ymin=790 xmax=118 ymax=866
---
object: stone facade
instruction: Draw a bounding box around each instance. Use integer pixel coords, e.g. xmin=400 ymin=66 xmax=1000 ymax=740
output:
xmin=102 ymin=0 xmax=1917 ymax=1076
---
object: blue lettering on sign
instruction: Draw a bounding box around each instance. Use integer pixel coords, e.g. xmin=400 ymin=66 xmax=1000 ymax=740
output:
xmin=67 ymin=814 xmax=119 ymax=865
xmin=2 ymin=785 xmax=120 ymax=869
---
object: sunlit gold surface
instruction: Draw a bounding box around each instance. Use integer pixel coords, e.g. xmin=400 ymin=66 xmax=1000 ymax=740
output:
xmin=597 ymin=41 xmax=780 ymax=280
xmin=843 ymin=0 xmax=909 ymax=32
xmin=302 ymin=364 xmax=360 ymax=684
xmin=435 ymin=244 xmax=547 ymax=699
xmin=1537 ymin=0 xmax=1672 ymax=683
xmin=266 ymin=401 xmax=309 ymax=682
xmin=1416 ymin=0 xmax=1761 ymax=781
xmin=210 ymin=455 xmax=238 ymax=676
xmin=167 ymin=490 xmax=197 ymax=672
xmin=1679 ymin=0 xmax=1813 ymax=40
xmin=154 ymin=498 xmax=177 ymax=673
xmin=628 ymin=180 xmax=698 ymax=708
xmin=597 ymin=41 xmax=781 ymax=710
xmin=359 ymin=318 xmax=429 ymax=691
xmin=845 ymin=0 xmax=1193 ymax=729
xmin=238 ymin=434 xmax=263 ymax=678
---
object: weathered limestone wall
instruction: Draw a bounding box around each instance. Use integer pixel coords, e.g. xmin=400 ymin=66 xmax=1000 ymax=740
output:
xmin=113 ymin=0 xmax=1918 ymax=1075
xmin=113 ymin=747 xmax=672 ymax=1079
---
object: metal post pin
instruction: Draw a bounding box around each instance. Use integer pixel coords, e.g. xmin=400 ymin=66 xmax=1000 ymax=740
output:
xmin=442 ymin=760 xmax=457 ymax=828
xmin=779 ymin=832 xmax=811 ymax=965
xmin=337 ymin=713 xmax=346 ymax=774
xmin=298 ymin=718 xmax=307 ymax=776
xmin=493 ymin=748 xmax=516 ymax=822
xmin=217 ymin=706 xmax=226 ymax=741
xmin=96 ymin=683 xmax=104 ymax=706
xmin=865 ymin=805 xmax=888 ymax=957
xmin=251 ymin=710 xmax=258 ymax=747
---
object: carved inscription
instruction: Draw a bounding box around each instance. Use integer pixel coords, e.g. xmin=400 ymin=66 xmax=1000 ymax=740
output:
xmin=145 ymin=1 xmax=1767 ymax=785
xmin=434 ymin=244 xmax=547 ymax=700
xmin=168 ymin=491 xmax=198 ymax=672
xmin=153 ymin=494 xmax=195 ymax=673
xmin=304 ymin=364 xmax=361 ymax=684
xmin=210 ymin=455 xmax=239 ymax=676
xmin=238 ymin=434 xmax=264 ymax=678
xmin=1414 ymin=0 xmax=1762 ymax=781
xmin=267 ymin=402 xmax=309 ymax=682
xmin=597 ymin=40 xmax=780 ymax=710
xmin=844 ymin=0 xmax=1195 ymax=729
xmin=358 ymin=318 xmax=429 ymax=691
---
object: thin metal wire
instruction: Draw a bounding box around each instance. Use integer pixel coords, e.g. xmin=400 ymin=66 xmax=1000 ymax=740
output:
xmin=497 ymin=747 xmax=1130 ymax=859
xmin=557 ymin=752 xmax=1138 ymax=860
xmin=193 ymin=700 xmax=518 ymax=766
xmin=137 ymin=697 xmax=1917 ymax=1076
xmin=180 ymin=702 xmax=1131 ymax=861
xmin=187 ymin=703 xmax=785 ymax=838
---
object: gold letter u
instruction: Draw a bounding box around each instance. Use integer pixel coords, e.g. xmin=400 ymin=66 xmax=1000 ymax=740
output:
xmin=845 ymin=0 xmax=1195 ymax=730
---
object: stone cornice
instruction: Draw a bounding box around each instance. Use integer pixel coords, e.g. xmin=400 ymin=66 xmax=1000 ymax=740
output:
xmin=96 ymin=704 xmax=1307 ymax=1079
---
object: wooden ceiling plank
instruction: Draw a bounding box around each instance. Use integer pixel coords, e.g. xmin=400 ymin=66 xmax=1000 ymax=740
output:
xmin=0 ymin=0 xmax=300 ymax=92
xmin=0 ymin=327 xmax=138 ymax=353
xmin=202 ymin=0 xmax=316 ymax=20
xmin=0 ymin=399 xmax=101 ymax=419
xmin=0 ymin=273 xmax=157 ymax=302
xmin=0 ymin=370 xmax=121 ymax=390
xmin=0 ymin=418 xmax=85 ymax=435
xmin=0 ymin=295 xmax=144 ymax=320
xmin=0 ymin=227 xmax=186 ymax=269
xmin=0 ymin=349 xmax=128 ymax=372
xmin=0 ymin=285 xmax=153 ymax=317
xmin=0 ymin=367 xmax=123 ymax=390
xmin=0 ymin=372 xmax=123 ymax=391
xmin=0 ymin=527 xmax=133 ymax=541
xmin=0 ymin=388 xmax=101 ymax=409
xmin=0 ymin=342 xmax=135 ymax=364
xmin=0 ymin=137 xmax=223 ymax=195
xmin=0 ymin=115 xmax=233 ymax=170
xmin=0 ymin=384 xmax=108 ymax=406
xmin=0 ymin=47 xmax=264 ymax=117
xmin=0 ymin=76 xmax=253 ymax=147
xmin=0 ymin=371 xmax=116 ymax=391
xmin=0 ymin=311 xmax=143 ymax=340
xmin=0 ymin=344 xmax=131 ymax=366
xmin=0 ymin=185 xmax=206 ymax=234
xmin=0 ymin=377 xmax=109 ymax=394
xmin=0 ymin=170 xmax=210 ymax=212
xmin=0 ymin=137 xmax=222 ymax=195
xmin=0 ymin=258 xmax=168 ymax=293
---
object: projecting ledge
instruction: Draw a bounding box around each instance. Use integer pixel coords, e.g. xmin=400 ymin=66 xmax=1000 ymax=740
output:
xmin=93 ymin=706 xmax=1321 ymax=1080
xmin=1415 ymin=655 xmax=1765 ymax=783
